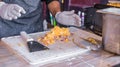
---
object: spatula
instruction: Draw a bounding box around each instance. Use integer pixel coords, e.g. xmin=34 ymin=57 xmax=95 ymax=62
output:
xmin=20 ymin=31 xmax=49 ymax=52
xmin=72 ymin=33 xmax=101 ymax=51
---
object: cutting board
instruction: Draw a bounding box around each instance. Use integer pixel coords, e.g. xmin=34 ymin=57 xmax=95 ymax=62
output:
xmin=1 ymin=27 xmax=102 ymax=65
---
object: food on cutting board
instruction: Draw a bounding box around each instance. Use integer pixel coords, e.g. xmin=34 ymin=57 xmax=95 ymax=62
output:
xmin=86 ymin=37 xmax=98 ymax=45
xmin=38 ymin=26 xmax=70 ymax=46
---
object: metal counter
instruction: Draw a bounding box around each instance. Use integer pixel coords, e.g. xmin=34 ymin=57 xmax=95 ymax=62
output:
xmin=97 ymin=8 xmax=120 ymax=55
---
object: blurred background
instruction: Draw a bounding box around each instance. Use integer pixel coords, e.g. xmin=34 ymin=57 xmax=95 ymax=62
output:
xmin=42 ymin=0 xmax=120 ymax=36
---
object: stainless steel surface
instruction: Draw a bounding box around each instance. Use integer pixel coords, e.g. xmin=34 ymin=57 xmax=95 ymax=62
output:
xmin=99 ymin=8 xmax=120 ymax=54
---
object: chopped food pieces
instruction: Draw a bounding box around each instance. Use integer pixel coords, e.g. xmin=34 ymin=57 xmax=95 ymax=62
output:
xmin=86 ymin=37 xmax=98 ymax=45
xmin=38 ymin=26 xmax=70 ymax=46
xmin=107 ymin=2 xmax=120 ymax=8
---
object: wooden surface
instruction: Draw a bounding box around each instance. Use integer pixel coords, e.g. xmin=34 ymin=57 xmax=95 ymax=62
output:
xmin=1 ymin=27 xmax=91 ymax=65
xmin=1 ymin=27 xmax=103 ymax=65
xmin=0 ymin=28 xmax=120 ymax=67
xmin=1 ymin=42 xmax=120 ymax=67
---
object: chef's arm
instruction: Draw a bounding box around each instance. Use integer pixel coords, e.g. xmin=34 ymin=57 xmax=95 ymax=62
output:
xmin=46 ymin=0 xmax=81 ymax=27
xmin=47 ymin=0 xmax=61 ymax=16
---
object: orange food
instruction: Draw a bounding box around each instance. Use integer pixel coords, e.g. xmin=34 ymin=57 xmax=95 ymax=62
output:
xmin=38 ymin=26 xmax=70 ymax=45
xmin=87 ymin=37 xmax=98 ymax=45
xmin=107 ymin=2 xmax=120 ymax=7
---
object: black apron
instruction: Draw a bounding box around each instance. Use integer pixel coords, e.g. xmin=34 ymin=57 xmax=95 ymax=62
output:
xmin=0 ymin=0 xmax=43 ymax=38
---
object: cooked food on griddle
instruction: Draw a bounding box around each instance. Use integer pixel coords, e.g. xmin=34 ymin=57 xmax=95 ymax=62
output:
xmin=38 ymin=26 xmax=70 ymax=45
xmin=86 ymin=37 xmax=98 ymax=45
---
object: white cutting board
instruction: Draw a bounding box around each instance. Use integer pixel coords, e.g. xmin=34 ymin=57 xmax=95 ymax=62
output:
xmin=1 ymin=27 xmax=101 ymax=65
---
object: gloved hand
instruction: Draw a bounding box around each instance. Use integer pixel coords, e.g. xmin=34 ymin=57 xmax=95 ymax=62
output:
xmin=0 ymin=2 xmax=26 ymax=20
xmin=55 ymin=10 xmax=81 ymax=27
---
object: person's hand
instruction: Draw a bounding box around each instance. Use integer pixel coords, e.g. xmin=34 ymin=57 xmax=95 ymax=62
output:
xmin=55 ymin=10 xmax=81 ymax=27
xmin=0 ymin=2 xmax=26 ymax=20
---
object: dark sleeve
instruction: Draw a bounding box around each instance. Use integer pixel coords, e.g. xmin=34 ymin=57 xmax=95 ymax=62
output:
xmin=46 ymin=0 xmax=58 ymax=5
